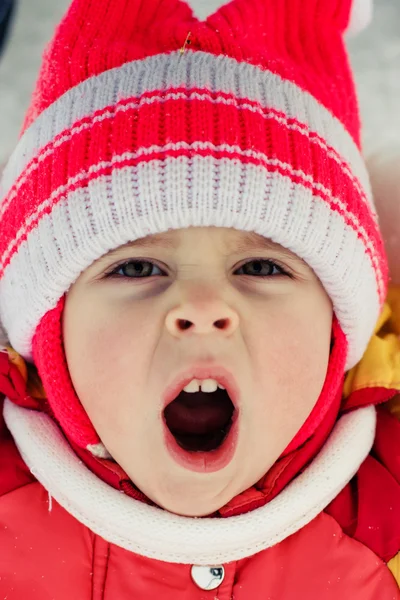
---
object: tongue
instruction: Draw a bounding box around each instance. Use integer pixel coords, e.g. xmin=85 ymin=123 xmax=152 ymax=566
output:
xmin=164 ymin=390 xmax=233 ymax=435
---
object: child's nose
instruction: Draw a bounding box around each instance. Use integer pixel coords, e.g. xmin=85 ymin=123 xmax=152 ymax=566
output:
xmin=165 ymin=301 xmax=239 ymax=338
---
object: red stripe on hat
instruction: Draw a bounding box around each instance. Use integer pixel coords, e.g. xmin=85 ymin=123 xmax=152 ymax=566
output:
xmin=4 ymin=88 xmax=368 ymax=218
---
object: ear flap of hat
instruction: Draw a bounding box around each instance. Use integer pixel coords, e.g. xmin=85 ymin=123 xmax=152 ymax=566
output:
xmin=346 ymin=0 xmax=373 ymax=36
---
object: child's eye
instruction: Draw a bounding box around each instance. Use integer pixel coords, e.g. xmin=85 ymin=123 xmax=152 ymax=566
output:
xmin=235 ymin=259 xmax=290 ymax=278
xmin=106 ymin=260 xmax=164 ymax=278
xmin=105 ymin=259 xmax=290 ymax=279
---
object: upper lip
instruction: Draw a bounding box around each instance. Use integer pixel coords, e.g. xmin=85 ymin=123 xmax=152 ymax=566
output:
xmin=162 ymin=364 xmax=240 ymax=410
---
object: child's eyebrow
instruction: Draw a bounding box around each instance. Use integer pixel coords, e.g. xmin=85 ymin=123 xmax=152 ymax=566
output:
xmin=102 ymin=232 xmax=299 ymax=262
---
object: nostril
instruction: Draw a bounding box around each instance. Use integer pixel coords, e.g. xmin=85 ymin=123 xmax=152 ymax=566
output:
xmin=177 ymin=318 xmax=230 ymax=331
xmin=178 ymin=319 xmax=192 ymax=331
xmin=215 ymin=319 xmax=229 ymax=329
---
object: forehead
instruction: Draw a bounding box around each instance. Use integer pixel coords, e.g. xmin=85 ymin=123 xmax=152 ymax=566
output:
xmin=112 ymin=228 xmax=298 ymax=259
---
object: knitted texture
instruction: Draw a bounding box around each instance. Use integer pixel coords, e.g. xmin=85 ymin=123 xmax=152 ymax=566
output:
xmin=3 ymin=398 xmax=377 ymax=564
xmin=0 ymin=0 xmax=389 ymax=453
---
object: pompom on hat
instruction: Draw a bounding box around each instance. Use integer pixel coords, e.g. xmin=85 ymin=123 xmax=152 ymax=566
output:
xmin=0 ymin=0 xmax=388 ymax=454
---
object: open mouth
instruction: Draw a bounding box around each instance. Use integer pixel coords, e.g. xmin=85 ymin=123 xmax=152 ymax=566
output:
xmin=163 ymin=388 xmax=235 ymax=453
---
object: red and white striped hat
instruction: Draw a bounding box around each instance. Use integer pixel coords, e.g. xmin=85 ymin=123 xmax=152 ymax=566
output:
xmin=0 ymin=0 xmax=387 ymax=450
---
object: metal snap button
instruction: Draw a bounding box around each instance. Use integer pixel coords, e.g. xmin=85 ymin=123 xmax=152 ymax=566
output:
xmin=191 ymin=565 xmax=225 ymax=590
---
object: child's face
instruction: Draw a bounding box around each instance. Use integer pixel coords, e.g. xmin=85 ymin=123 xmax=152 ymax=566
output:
xmin=64 ymin=227 xmax=332 ymax=516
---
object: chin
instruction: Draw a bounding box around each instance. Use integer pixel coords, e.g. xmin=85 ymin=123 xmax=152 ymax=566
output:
xmin=156 ymin=487 xmax=230 ymax=517
xmin=141 ymin=459 xmax=239 ymax=517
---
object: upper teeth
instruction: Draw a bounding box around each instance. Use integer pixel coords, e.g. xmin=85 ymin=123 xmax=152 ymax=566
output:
xmin=183 ymin=379 xmax=225 ymax=393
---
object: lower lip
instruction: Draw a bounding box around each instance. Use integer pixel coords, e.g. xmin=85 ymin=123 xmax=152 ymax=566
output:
xmin=163 ymin=412 xmax=239 ymax=474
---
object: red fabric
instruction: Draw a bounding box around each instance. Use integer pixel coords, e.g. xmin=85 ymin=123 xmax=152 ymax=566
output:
xmin=1 ymin=473 xmax=399 ymax=599
xmin=33 ymin=297 xmax=100 ymax=448
xmin=22 ymin=0 xmax=359 ymax=143
xmin=0 ymin=400 xmax=35 ymax=498
xmin=326 ymin=405 xmax=400 ymax=563
xmin=0 ymin=350 xmax=39 ymax=410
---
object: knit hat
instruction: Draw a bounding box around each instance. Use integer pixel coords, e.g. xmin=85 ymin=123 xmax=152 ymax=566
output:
xmin=0 ymin=0 xmax=387 ymax=455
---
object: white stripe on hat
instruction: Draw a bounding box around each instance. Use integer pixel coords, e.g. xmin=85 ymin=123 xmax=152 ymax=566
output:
xmin=1 ymin=52 xmax=373 ymax=209
xmin=0 ymin=154 xmax=380 ymax=369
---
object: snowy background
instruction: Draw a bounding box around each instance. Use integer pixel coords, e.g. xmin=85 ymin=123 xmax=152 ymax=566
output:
xmin=0 ymin=0 xmax=399 ymax=164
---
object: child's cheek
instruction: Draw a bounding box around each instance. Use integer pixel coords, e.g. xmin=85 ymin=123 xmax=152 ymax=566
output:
xmin=90 ymin=309 xmax=150 ymax=381
xmin=64 ymin=295 xmax=153 ymax=424
xmin=255 ymin=314 xmax=328 ymax=393
xmin=249 ymin=298 xmax=330 ymax=408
